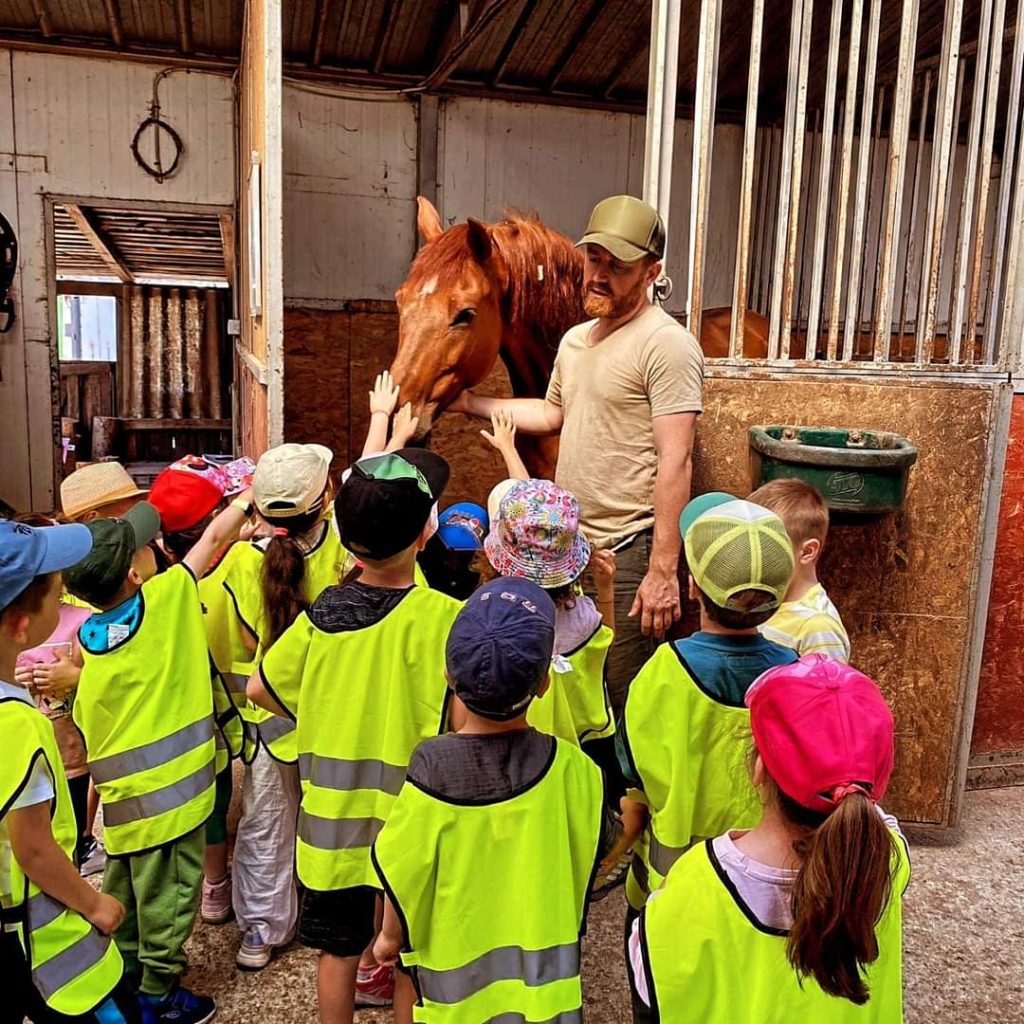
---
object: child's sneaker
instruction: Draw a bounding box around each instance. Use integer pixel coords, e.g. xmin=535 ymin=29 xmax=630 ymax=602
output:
xmin=78 ymin=835 xmax=106 ymax=877
xmin=355 ymin=962 xmax=395 ymax=1007
xmin=200 ymin=874 xmax=233 ymax=924
xmin=142 ymin=984 xmax=216 ymax=1024
xmin=236 ymin=926 xmax=272 ymax=971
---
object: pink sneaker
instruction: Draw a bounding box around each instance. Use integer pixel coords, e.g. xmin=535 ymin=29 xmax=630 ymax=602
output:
xmin=200 ymin=874 xmax=233 ymax=925
xmin=355 ymin=963 xmax=394 ymax=1007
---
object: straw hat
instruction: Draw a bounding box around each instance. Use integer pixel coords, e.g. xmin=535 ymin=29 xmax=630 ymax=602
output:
xmin=61 ymin=463 xmax=148 ymax=520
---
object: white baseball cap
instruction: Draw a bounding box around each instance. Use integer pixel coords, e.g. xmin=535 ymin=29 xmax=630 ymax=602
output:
xmin=252 ymin=443 xmax=333 ymax=519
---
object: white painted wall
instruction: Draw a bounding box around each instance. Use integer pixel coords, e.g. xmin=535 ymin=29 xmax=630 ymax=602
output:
xmin=0 ymin=50 xmax=234 ymax=510
xmin=282 ymin=85 xmax=418 ymax=305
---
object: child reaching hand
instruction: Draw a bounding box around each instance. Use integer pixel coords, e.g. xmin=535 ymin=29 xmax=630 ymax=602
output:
xmin=364 ymin=370 xmax=421 ymax=457
xmin=481 ymin=407 xmax=529 ymax=480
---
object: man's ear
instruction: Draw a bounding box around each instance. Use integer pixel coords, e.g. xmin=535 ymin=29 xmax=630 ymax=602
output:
xmin=645 ymin=259 xmax=663 ymax=286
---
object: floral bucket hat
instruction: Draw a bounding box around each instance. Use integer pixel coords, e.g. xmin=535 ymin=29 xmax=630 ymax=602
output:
xmin=484 ymin=479 xmax=591 ymax=589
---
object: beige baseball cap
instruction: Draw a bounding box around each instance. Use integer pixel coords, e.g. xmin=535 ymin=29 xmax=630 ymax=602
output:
xmin=60 ymin=462 xmax=149 ymax=520
xmin=253 ymin=443 xmax=333 ymax=519
xmin=577 ymin=195 xmax=666 ymax=263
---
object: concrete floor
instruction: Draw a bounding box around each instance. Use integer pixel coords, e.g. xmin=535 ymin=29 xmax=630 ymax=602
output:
xmin=172 ymin=786 xmax=1023 ymax=1023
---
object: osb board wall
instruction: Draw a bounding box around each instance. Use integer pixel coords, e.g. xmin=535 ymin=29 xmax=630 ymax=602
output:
xmin=972 ymin=394 xmax=1024 ymax=768
xmin=694 ymin=376 xmax=998 ymax=826
xmin=283 ymin=307 xmax=513 ymax=502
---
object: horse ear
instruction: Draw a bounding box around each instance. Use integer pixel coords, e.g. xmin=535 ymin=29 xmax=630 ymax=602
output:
xmin=417 ymin=196 xmax=444 ymax=244
xmin=466 ymin=218 xmax=494 ymax=265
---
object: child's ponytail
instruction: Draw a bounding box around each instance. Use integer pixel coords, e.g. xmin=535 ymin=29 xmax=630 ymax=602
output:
xmin=260 ymin=504 xmax=323 ymax=644
xmin=783 ymin=787 xmax=896 ymax=1004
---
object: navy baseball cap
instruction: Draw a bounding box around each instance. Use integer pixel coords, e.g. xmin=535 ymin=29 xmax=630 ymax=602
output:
xmin=0 ymin=520 xmax=93 ymax=610
xmin=438 ymin=502 xmax=489 ymax=551
xmin=446 ymin=577 xmax=556 ymax=721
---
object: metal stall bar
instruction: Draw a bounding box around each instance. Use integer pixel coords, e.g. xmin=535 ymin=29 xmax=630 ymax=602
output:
xmin=918 ymin=0 xmax=966 ymax=363
xmin=642 ymin=0 xmax=683 ymax=285
xmin=866 ymin=86 xmax=891 ymax=352
xmin=796 ymin=109 xmax=822 ymax=352
xmin=966 ymin=0 xmax=1008 ymax=358
xmin=842 ymin=0 xmax=882 ymax=361
xmin=805 ymin=0 xmax=844 ymax=359
xmin=687 ymin=0 xmax=722 ymax=340
xmin=747 ymin=127 xmax=767 ymax=309
xmin=897 ymin=71 xmax=932 ymax=346
xmin=768 ymin=0 xmax=813 ymax=359
xmin=950 ymin=0 xmax=995 ymax=363
xmin=826 ymin=0 xmax=864 ymax=361
xmin=984 ymin=2 xmax=1024 ymax=364
xmin=998 ymin=70 xmax=1024 ymax=373
xmin=873 ymin=0 xmax=921 ymax=362
xmin=756 ymin=127 xmax=780 ymax=312
xmin=729 ymin=0 xmax=765 ymax=358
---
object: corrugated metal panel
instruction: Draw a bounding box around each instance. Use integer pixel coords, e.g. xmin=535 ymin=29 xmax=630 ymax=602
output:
xmin=282 ymin=84 xmax=418 ymax=302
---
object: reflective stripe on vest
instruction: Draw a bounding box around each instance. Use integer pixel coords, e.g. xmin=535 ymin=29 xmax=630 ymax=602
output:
xmin=648 ymin=832 xmax=687 ymax=877
xmin=259 ymin=714 xmax=295 ymax=744
xmin=102 ymin=761 xmax=216 ymax=827
xmin=27 ymin=890 xmax=66 ymax=930
xmin=225 ymin=672 xmax=248 ymax=695
xmin=88 ymin=717 xmax=214 ymax=785
xmin=418 ymin=943 xmax=581 ymax=1005
xmin=298 ymin=753 xmax=406 ymax=796
xmin=490 ymin=1012 xmax=583 ymax=1024
xmin=298 ymin=810 xmax=384 ymax=851
xmin=33 ymin=929 xmax=113 ymax=1002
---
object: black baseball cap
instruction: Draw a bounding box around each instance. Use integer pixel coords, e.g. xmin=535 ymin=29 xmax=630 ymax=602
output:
xmin=64 ymin=501 xmax=161 ymax=606
xmin=336 ymin=449 xmax=450 ymax=561
xmin=446 ymin=577 xmax=556 ymax=721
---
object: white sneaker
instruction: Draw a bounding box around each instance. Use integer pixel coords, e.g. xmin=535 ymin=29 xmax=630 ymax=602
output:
xmin=236 ymin=927 xmax=272 ymax=971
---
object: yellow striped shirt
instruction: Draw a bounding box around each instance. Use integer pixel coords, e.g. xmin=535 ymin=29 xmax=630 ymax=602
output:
xmin=758 ymin=583 xmax=850 ymax=663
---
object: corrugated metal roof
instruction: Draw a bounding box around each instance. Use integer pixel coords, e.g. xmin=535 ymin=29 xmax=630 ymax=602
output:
xmin=0 ymin=0 xmax=994 ymax=126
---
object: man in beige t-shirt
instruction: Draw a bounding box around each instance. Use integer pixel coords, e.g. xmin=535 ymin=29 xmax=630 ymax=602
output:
xmin=452 ymin=196 xmax=703 ymax=710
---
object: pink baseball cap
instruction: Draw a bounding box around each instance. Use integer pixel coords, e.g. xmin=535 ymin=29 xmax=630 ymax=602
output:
xmin=745 ymin=655 xmax=895 ymax=814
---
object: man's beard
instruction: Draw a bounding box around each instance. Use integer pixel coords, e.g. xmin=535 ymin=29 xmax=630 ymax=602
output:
xmin=582 ymin=277 xmax=648 ymax=319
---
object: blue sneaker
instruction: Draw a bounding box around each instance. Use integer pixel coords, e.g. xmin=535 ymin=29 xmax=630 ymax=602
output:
xmin=142 ymin=985 xmax=216 ymax=1024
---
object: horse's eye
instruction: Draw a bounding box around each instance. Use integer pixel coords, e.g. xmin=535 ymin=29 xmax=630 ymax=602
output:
xmin=450 ymin=308 xmax=476 ymax=328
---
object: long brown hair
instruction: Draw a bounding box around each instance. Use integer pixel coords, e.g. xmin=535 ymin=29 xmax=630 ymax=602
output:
xmin=778 ymin=784 xmax=896 ymax=1004
xmin=261 ymin=504 xmax=324 ymax=645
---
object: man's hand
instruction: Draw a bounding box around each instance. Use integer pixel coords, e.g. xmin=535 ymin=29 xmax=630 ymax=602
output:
xmin=447 ymin=389 xmax=474 ymax=415
xmin=628 ymin=563 xmax=681 ymax=638
xmin=84 ymin=892 xmax=126 ymax=935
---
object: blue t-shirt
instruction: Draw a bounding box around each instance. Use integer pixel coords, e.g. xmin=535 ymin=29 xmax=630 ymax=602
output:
xmin=673 ymin=631 xmax=798 ymax=706
xmin=79 ymin=592 xmax=144 ymax=654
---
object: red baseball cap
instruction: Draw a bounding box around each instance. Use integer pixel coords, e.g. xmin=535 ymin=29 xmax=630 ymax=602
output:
xmin=150 ymin=459 xmax=225 ymax=533
xmin=745 ymin=655 xmax=895 ymax=814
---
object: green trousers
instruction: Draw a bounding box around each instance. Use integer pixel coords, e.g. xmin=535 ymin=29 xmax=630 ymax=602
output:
xmin=102 ymin=824 xmax=205 ymax=997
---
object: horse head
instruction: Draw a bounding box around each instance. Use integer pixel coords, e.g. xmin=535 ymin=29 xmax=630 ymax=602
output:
xmin=391 ymin=198 xmax=512 ymax=438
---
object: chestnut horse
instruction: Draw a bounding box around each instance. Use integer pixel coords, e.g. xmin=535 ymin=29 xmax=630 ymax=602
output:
xmin=389 ymin=197 xmax=767 ymax=476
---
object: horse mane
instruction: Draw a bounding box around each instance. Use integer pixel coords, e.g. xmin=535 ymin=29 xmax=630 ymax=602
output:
xmin=405 ymin=211 xmax=585 ymax=355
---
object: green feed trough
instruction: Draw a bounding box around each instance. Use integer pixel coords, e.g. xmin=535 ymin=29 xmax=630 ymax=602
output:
xmin=749 ymin=426 xmax=918 ymax=514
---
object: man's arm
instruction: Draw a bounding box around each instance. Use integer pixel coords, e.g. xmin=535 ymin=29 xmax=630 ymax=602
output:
xmin=629 ymin=412 xmax=697 ymax=636
xmin=448 ymin=391 xmax=563 ymax=436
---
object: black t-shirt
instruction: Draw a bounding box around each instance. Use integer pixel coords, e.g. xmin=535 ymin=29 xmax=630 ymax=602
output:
xmin=308 ymin=580 xmax=413 ymax=632
xmin=407 ymin=730 xmax=620 ymax=861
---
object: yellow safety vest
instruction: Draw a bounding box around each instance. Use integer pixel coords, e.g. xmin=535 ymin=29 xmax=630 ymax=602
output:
xmin=622 ymin=642 xmax=763 ymax=910
xmin=642 ymin=835 xmax=910 ymax=1023
xmin=0 ymin=697 xmax=124 ymax=1015
xmin=73 ymin=564 xmax=217 ymax=855
xmin=224 ymin=523 xmax=355 ymax=764
xmin=527 ymin=624 xmax=615 ymax=746
xmin=199 ymin=543 xmax=254 ymax=767
xmin=373 ymin=737 xmax=603 ymax=1024
xmin=260 ymin=586 xmax=461 ymax=891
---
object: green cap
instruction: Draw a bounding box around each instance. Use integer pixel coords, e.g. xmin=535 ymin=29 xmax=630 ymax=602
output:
xmin=678 ymin=492 xmax=737 ymax=540
xmin=577 ymin=195 xmax=666 ymax=262
xmin=64 ymin=501 xmax=161 ymax=605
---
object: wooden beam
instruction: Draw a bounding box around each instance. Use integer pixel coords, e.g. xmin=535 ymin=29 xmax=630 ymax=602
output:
xmin=546 ymin=0 xmax=603 ymax=93
xmin=102 ymin=0 xmax=124 ymax=47
xmin=219 ymin=214 xmax=236 ymax=292
xmin=175 ymin=0 xmax=193 ymax=54
xmin=64 ymin=205 xmax=132 ymax=284
xmin=32 ymin=1 xmax=54 ymax=38
xmin=310 ymin=0 xmax=331 ymax=67
xmin=601 ymin=35 xmax=648 ymax=99
xmin=420 ymin=0 xmax=519 ymax=92
xmin=371 ymin=0 xmax=401 ymax=74
xmin=489 ymin=0 xmax=535 ymax=87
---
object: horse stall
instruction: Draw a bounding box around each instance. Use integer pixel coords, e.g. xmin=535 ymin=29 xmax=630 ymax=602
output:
xmin=274 ymin=0 xmax=1024 ymax=828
